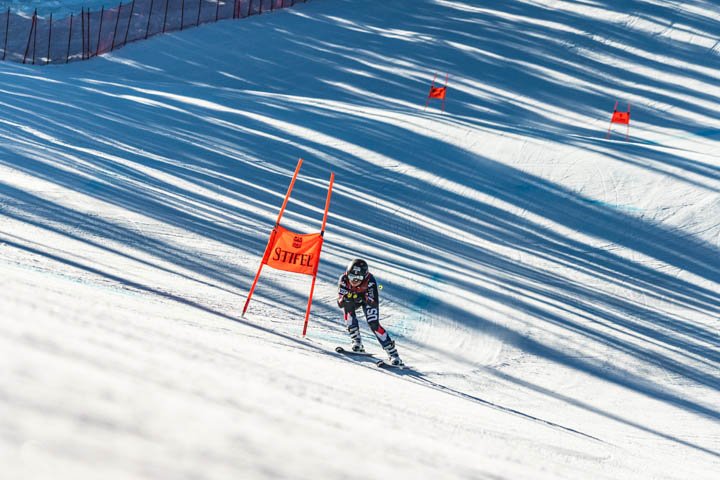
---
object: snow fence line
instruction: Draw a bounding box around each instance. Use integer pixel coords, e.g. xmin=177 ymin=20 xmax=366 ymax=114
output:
xmin=0 ymin=0 xmax=308 ymax=65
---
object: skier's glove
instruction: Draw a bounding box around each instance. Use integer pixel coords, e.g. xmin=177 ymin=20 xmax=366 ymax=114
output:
xmin=344 ymin=292 xmax=363 ymax=306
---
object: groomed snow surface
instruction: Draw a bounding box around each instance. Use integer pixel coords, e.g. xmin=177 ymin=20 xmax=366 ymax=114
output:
xmin=1 ymin=0 xmax=719 ymax=479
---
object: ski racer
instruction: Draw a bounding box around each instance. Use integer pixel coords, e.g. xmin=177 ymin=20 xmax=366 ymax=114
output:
xmin=337 ymin=258 xmax=403 ymax=366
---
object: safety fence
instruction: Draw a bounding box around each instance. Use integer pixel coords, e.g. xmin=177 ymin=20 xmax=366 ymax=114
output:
xmin=1 ymin=0 xmax=307 ymax=65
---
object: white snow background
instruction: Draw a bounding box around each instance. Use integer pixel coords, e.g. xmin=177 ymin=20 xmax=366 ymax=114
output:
xmin=1 ymin=0 xmax=719 ymax=479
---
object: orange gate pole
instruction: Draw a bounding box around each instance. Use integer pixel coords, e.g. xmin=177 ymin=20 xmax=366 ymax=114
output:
xmin=242 ymin=158 xmax=303 ymax=317
xmin=441 ymin=72 xmax=449 ymax=112
xmin=424 ymin=72 xmax=437 ymax=111
xmin=625 ymin=103 xmax=631 ymax=141
xmin=302 ymin=172 xmax=335 ymax=336
xmin=606 ymin=100 xmax=618 ymax=139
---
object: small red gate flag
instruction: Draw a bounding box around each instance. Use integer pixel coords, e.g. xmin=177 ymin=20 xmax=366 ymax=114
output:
xmin=606 ymin=101 xmax=631 ymax=140
xmin=611 ymin=110 xmax=630 ymax=124
xmin=425 ymin=72 xmax=449 ymax=112
xmin=428 ymin=86 xmax=447 ymax=100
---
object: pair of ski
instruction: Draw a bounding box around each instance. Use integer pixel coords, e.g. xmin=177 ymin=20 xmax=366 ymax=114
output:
xmin=335 ymin=346 xmax=405 ymax=369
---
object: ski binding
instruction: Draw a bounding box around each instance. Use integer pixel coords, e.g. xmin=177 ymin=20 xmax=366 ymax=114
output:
xmin=335 ymin=346 xmax=374 ymax=356
xmin=376 ymin=359 xmax=406 ymax=370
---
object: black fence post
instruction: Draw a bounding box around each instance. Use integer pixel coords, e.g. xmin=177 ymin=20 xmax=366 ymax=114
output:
xmin=32 ymin=10 xmax=38 ymax=64
xmin=180 ymin=0 xmax=185 ymax=31
xmin=123 ymin=0 xmax=135 ymax=46
xmin=81 ymin=8 xmax=86 ymax=59
xmin=247 ymin=0 xmax=253 ymax=17
xmin=88 ymin=8 xmax=92 ymax=58
xmin=47 ymin=13 xmax=53 ymax=64
xmin=215 ymin=0 xmax=220 ymax=22
xmin=112 ymin=2 xmax=123 ymax=51
xmin=3 ymin=8 xmax=10 ymax=61
xmin=96 ymin=7 xmax=105 ymax=56
xmin=196 ymin=0 xmax=202 ymax=26
xmin=86 ymin=9 xmax=92 ymax=59
xmin=23 ymin=9 xmax=37 ymax=64
xmin=145 ymin=0 xmax=154 ymax=39
xmin=85 ymin=8 xmax=91 ymax=59
xmin=162 ymin=0 xmax=169 ymax=33
xmin=66 ymin=13 xmax=73 ymax=63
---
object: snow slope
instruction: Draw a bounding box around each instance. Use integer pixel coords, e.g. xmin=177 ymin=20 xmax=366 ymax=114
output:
xmin=1 ymin=0 xmax=719 ymax=479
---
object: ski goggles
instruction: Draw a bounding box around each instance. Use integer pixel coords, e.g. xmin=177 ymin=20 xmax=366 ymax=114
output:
xmin=348 ymin=274 xmax=364 ymax=283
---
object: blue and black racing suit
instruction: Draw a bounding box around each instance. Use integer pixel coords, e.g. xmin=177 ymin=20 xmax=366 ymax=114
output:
xmin=337 ymin=272 xmax=396 ymax=352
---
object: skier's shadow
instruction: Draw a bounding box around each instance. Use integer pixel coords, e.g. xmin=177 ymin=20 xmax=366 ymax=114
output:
xmin=329 ymin=349 xmax=419 ymax=374
xmin=373 ymin=365 xmax=606 ymax=443
xmin=376 ymin=365 xmax=420 ymax=376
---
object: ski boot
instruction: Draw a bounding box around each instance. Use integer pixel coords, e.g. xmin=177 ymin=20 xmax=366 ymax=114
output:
xmin=348 ymin=325 xmax=364 ymax=352
xmin=383 ymin=340 xmax=404 ymax=366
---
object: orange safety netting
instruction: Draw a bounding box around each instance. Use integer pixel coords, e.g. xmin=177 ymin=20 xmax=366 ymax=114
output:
xmin=0 ymin=0 xmax=304 ymax=65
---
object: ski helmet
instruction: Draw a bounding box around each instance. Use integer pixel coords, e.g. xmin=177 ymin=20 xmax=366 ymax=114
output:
xmin=346 ymin=258 xmax=369 ymax=282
